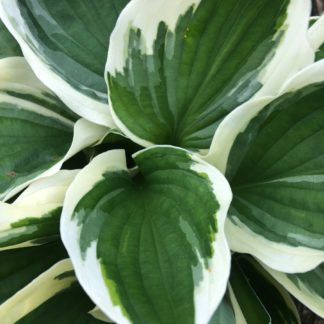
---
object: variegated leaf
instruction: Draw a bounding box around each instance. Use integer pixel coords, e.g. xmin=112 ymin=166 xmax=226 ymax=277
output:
xmin=208 ymin=60 xmax=324 ymax=272
xmin=61 ymin=146 xmax=232 ymax=324
xmin=0 ymin=241 xmax=67 ymax=305
xmin=0 ymin=170 xmax=78 ymax=250
xmin=0 ymin=259 xmax=105 ymax=323
xmin=0 ymin=57 xmax=107 ymax=201
xmin=107 ymin=0 xmax=313 ymax=150
xmin=0 ymin=0 xmax=130 ymax=126
xmin=264 ymin=262 xmax=324 ymax=318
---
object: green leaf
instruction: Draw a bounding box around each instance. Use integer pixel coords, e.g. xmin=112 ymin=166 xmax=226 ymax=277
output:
xmin=0 ymin=0 xmax=130 ymax=126
xmin=17 ymin=283 xmax=105 ymax=324
xmin=229 ymin=258 xmax=271 ymax=324
xmin=107 ymin=0 xmax=313 ymax=150
xmin=208 ymin=294 xmax=235 ymax=324
xmin=0 ymin=170 xmax=78 ymax=250
xmin=0 ymin=259 xmax=103 ymax=323
xmin=61 ymin=146 xmax=232 ymax=324
xmin=0 ymin=19 xmax=21 ymax=59
xmin=264 ymin=262 xmax=324 ymax=318
xmin=0 ymin=58 xmax=107 ymax=201
xmin=218 ymin=60 xmax=324 ymax=272
xmin=231 ymin=256 xmax=300 ymax=324
xmin=0 ymin=241 xmax=67 ymax=304
xmin=209 ymin=255 xmax=300 ymax=324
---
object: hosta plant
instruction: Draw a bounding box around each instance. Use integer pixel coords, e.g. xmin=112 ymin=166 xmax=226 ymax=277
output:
xmin=0 ymin=0 xmax=324 ymax=323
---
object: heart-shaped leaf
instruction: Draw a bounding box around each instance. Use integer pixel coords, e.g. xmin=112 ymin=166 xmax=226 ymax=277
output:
xmin=61 ymin=146 xmax=232 ymax=324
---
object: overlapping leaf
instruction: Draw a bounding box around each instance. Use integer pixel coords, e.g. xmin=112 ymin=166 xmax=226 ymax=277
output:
xmin=212 ymin=61 xmax=324 ymax=272
xmin=0 ymin=57 xmax=107 ymax=201
xmin=264 ymin=262 xmax=324 ymax=318
xmin=0 ymin=170 xmax=78 ymax=250
xmin=0 ymin=241 xmax=67 ymax=305
xmin=0 ymin=0 xmax=130 ymax=126
xmin=0 ymin=258 xmax=104 ymax=323
xmin=107 ymin=0 xmax=313 ymax=150
xmin=61 ymin=146 xmax=232 ymax=324
xmin=228 ymin=256 xmax=300 ymax=324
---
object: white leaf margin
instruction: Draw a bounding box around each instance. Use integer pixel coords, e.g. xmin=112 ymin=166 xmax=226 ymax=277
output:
xmin=2 ymin=118 xmax=107 ymax=202
xmin=0 ymin=170 xmax=78 ymax=251
xmin=262 ymin=262 xmax=324 ymax=318
xmin=0 ymin=0 xmax=115 ymax=127
xmin=61 ymin=146 xmax=232 ymax=324
xmin=205 ymin=60 xmax=324 ymax=273
xmin=106 ymin=0 xmax=314 ymax=149
xmin=0 ymin=57 xmax=108 ymax=201
xmin=0 ymin=259 xmax=75 ymax=323
xmin=89 ymin=307 xmax=114 ymax=323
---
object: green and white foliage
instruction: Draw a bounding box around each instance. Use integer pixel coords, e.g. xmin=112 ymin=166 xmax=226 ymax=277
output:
xmin=228 ymin=256 xmax=300 ymax=324
xmin=0 ymin=241 xmax=67 ymax=306
xmin=0 ymin=0 xmax=324 ymax=322
xmin=207 ymin=60 xmax=324 ymax=273
xmin=0 ymin=170 xmax=78 ymax=251
xmin=0 ymin=258 xmax=104 ymax=323
xmin=0 ymin=0 xmax=130 ymax=126
xmin=264 ymin=262 xmax=324 ymax=318
xmin=308 ymin=15 xmax=324 ymax=61
xmin=0 ymin=56 xmax=107 ymax=201
xmin=61 ymin=147 xmax=232 ymax=324
xmin=106 ymin=0 xmax=313 ymax=150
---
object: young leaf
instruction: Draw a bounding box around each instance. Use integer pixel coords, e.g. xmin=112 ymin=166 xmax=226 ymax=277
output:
xmin=0 ymin=170 xmax=78 ymax=250
xmin=264 ymin=262 xmax=324 ymax=318
xmin=106 ymin=0 xmax=313 ymax=150
xmin=61 ymin=146 xmax=232 ymax=324
xmin=0 ymin=0 xmax=130 ymax=126
xmin=0 ymin=58 xmax=107 ymax=201
xmin=222 ymin=61 xmax=324 ymax=272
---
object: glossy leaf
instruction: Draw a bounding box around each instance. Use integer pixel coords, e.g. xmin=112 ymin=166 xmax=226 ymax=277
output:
xmin=61 ymin=146 xmax=232 ymax=324
xmin=0 ymin=170 xmax=78 ymax=250
xmin=0 ymin=57 xmax=107 ymax=201
xmin=107 ymin=0 xmax=313 ymax=150
xmin=217 ymin=61 xmax=324 ymax=272
xmin=0 ymin=0 xmax=130 ymax=126
xmin=264 ymin=262 xmax=324 ymax=318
